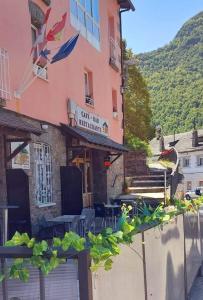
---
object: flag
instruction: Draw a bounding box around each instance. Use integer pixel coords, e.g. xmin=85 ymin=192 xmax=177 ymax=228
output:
xmin=40 ymin=48 xmax=51 ymax=60
xmin=31 ymin=7 xmax=51 ymax=55
xmin=47 ymin=12 xmax=67 ymax=41
xmin=51 ymin=34 xmax=79 ymax=64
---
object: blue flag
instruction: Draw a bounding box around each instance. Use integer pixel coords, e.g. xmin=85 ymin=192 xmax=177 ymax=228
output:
xmin=51 ymin=34 xmax=79 ymax=64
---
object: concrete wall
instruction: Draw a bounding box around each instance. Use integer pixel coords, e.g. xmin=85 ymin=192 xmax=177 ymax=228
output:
xmin=92 ymin=213 xmax=202 ymax=300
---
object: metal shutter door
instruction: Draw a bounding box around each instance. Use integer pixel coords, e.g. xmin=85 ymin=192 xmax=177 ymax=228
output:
xmin=7 ymin=266 xmax=40 ymax=300
xmin=0 ymin=259 xmax=79 ymax=300
xmin=45 ymin=259 xmax=79 ymax=300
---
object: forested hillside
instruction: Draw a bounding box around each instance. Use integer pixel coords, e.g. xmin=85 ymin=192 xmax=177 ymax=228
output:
xmin=138 ymin=12 xmax=203 ymax=135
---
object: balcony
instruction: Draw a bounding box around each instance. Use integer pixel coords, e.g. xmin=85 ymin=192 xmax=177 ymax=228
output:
xmin=109 ymin=37 xmax=121 ymax=72
xmin=85 ymin=96 xmax=94 ymax=107
xmin=33 ymin=63 xmax=48 ymax=81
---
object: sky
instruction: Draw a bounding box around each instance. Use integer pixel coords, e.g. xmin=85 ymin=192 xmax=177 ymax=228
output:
xmin=122 ymin=0 xmax=203 ymax=54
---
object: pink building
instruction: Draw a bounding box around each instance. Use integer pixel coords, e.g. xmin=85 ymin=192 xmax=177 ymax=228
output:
xmin=0 ymin=0 xmax=134 ymax=236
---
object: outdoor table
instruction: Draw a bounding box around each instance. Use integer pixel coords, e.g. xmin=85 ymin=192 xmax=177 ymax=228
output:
xmin=104 ymin=204 xmax=121 ymax=228
xmin=48 ymin=215 xmax=86 ymax=235
xmin=0 ymin=205 xmax=19 ymax=244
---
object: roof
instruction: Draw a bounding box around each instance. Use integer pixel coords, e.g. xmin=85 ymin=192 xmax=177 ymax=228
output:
xmin=61 ymin=124 xmax=128 ymax=152
xmin=118 ymin=0 xmax=135 ymax=11
xmin=150 ymin=129 xmax=203 ymax=155
xmin=0 ymin=109 xmax=42 ymax=135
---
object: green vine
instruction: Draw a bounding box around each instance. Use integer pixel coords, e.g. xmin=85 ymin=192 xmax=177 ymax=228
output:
xmin=1 ymin=197 xmax=203 ymax=282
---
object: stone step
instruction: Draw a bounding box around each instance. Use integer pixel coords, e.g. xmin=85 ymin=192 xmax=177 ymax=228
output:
xmin=128 ymin=186 xmax=165 ymax=193
xmin=130 ymin=180 xmax=165 ymax=187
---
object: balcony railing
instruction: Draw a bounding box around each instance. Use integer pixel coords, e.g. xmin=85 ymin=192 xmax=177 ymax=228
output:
xmin=109 ymin=37 xmax=121 ymax=71
xmin=85 ymin=96 xmax=94 ymax=107
xmin=33 ymin=64 xmax=48 ymax=81
xmin=0 ymin=48 xmax=11 ymax=104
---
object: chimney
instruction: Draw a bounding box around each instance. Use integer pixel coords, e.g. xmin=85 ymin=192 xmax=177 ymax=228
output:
xmin=156 ymin=125 xmax=165 ymax=152
xmin=159 ymin=136 xmax=165 ymax=152
xmin=192 ymin=130 xmax=198 ymax=147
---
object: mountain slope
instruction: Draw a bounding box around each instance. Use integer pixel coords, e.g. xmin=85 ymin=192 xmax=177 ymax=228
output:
xmin=138 ymin=12 xmax=203 ymax=135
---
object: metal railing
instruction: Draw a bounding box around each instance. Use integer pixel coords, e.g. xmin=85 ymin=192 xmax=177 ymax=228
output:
xmin=0 ymin=48 xmax=11 ymax=101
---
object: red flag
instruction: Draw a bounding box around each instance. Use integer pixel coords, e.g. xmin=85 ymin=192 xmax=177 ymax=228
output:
xmin=47 ymin=12 xmax=67 ymax=41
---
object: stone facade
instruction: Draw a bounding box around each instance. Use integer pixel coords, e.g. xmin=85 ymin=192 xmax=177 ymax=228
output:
xmin=107 ymin=155 xmax=124 ymax=200
xmin=125 ymin=150 xmax=148 ymax=177
xmin=6 ymin=117 xmax=67 ymax=233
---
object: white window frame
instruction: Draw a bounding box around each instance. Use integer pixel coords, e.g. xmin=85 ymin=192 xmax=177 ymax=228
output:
xmin=182 ymin=157 xmax=190 ymax=168
xmin=34 ymin=143 xmax=54 ymax=207
xmin=0 ymin=48 xmax=11 ymax=101
xmin=84 ymin=71 xmax=90 ymax=97
xmin=31 ymin=24 xmax=40 ymax=60
xmin=70 ymin=0 xmax=100 ymax=50
xmin=197 ymin=156 xmax=203 ymax=167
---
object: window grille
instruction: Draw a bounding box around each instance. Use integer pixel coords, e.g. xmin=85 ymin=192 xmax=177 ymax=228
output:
xmin=34 ymin=143 xmax=53 ymax=206
xmin=0 ymin=48 xmax=11 ymax=101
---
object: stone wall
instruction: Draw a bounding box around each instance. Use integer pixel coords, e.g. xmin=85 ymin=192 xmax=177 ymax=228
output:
xmin=107 ymin=155 xmax=124 ymax=200
xmin=125 ymin=150 xmax=148 ymax=177
xmin=20 ymin=118 xmax=67 ymax=232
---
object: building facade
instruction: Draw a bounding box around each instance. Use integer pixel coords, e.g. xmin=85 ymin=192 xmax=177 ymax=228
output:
xmin=150 ymin=129 xmax=203 ymax=194
xmin=0 ymin=0 xmax=134 ymax=235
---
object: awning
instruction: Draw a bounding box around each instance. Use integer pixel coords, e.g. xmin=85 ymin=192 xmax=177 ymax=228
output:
xmin=61 ymin=124 xmax=128 ymax=152
xmin=118 ymin=0 xmax=135 ymax=11
xmin=0 ymin=109 xmax=42 ymax=135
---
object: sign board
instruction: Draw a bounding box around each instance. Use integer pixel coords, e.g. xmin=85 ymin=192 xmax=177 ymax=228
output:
xmin=68 ymin=100 xmax=109 ymax=136
xmin=11 ymin=142 xmax=30 ymax=169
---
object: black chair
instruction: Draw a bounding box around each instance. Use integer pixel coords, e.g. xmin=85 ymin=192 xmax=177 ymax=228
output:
xmin=94 ymin=203 xmax=106 ymax=231
xmin=37 ymin=216 xmax=55 ymax=240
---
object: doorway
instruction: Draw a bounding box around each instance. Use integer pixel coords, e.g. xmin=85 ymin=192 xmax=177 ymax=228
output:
xmin=6 ymin=169 xmax=31 ymax=238
xmin=72 ymin=150 xmax=93 ymax=208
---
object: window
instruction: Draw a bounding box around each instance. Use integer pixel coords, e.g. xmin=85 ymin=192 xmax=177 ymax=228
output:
xmin=0 ymin=48 xmax=11 ymax=102
xmin=31 ymin=24 xmax=39 ymax=62
xmin=197 ymin=156 xmax=203 ymax=166
xmin=34 ymin=143 xmax=53 ymax=206
xmin=112 ymin=89 xmax=118 ymax=118
xmin=199 ymin=181 xmax=203 ymax=187
xmin=70 ymin=0 xmax=100 ymax=50
xmin=187 ymin=181 xmax=192 ymax=190
xmin=182 ymin=157 xmax=190 ymax=167
xmin=84 ymin=71 xmax=94 ymax=106
xmin=108 ymin=15 xmax=120 ymax=70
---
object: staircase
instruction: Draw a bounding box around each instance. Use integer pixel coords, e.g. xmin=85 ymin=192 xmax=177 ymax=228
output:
xmin=126 ymin=168 xmax=170 ymax=204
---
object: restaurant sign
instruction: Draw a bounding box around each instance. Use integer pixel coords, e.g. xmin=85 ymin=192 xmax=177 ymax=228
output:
xmin=68 ymin=100 xmax=109 ymax=136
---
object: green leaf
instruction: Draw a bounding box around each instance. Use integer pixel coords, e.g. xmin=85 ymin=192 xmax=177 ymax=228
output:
xmin=104 ymin=258 xmax=113 ymax=271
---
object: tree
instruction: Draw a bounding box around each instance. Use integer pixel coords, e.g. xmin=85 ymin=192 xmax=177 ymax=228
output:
xmin=123 ymin=44 xmax=154 ymax=146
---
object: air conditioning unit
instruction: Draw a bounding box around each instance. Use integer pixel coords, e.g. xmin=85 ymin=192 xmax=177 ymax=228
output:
xmin=33 ymin=64 xmax=47 ymax=80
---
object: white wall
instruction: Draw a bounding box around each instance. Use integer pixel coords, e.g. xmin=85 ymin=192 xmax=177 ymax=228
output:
xmin=179 ymin=150 xmax=203 ymax=191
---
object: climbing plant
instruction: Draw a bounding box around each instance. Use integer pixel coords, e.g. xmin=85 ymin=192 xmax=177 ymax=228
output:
xmin=1 ymin=197 xmax=203 ymax=282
